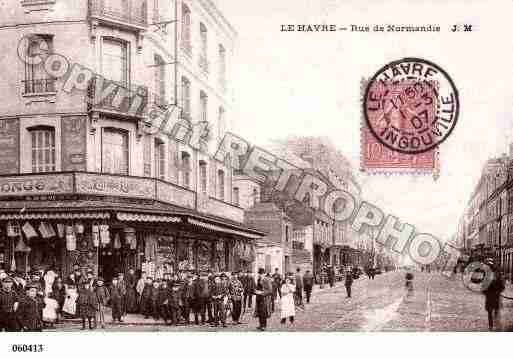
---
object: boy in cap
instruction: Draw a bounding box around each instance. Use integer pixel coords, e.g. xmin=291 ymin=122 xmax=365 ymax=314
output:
xmin=17 ymin=283 xmax=44 ymax=332
xmin=0 ymin=277 xmax=20 ymax=331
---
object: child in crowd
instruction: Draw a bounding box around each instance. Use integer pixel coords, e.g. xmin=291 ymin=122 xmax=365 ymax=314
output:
xmin=42 ymin=293 xmax=59 ymax=328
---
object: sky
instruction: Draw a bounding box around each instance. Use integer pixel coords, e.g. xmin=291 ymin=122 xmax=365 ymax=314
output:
xmin=217 ymin=0 xmax=513 ymax=241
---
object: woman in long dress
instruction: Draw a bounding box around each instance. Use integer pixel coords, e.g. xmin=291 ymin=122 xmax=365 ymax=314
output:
xmin=280 ymin=277 xmax=296 ymax=324
xmin=62 ymin=274 xmax=79 ymax=317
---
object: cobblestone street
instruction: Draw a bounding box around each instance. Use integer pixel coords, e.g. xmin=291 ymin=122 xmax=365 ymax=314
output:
xmin=51 ymin=271 xmax=513 ymax=332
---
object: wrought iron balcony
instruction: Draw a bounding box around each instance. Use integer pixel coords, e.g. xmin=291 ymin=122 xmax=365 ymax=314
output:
xmin=89 ymin=0 xmax=148 ymax=31
xmin=22 ymin=78 xmax=56 ymax=94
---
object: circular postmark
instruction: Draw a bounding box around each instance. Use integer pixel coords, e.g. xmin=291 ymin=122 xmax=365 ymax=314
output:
xmin=363 ymin=58 xmax=459 ymax=154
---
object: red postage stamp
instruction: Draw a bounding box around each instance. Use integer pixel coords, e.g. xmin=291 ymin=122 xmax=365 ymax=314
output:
xmin=361 ymin=78 xmax=439 ymax=178
xmin=360 ymin=58 xmax=459 ymax=179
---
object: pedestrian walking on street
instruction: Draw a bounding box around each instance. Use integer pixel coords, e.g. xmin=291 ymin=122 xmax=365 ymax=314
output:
xmin=95 ymin=277 xmax=109 ymax=329
xmin=405 ymin=272 xmax=414 ymax=298
xmin=483 ymin=261 xmax=505 ymax=331
xmin=280 ymin=277 xmax=296 ymax=325
xmin=77 ymin=282 xmax=97 ymax=330
xmin=328 ymin=266 xmax=335 ymax=288
xmin=303 ymin=270 xmax=314 ymax=304
xmin=255 ymin=268 xmax=273 ymax=331
xmin=0 ymin=277 xmax=20 ymax=331
xmin=344 ymin=269 xmax=353 ymax=298
xmin=294 ymin=268 xmax=304 ymax=308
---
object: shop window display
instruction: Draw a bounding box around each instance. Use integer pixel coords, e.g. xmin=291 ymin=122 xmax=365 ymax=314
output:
xmin=197 ymin=240 xmax=212 ymax=272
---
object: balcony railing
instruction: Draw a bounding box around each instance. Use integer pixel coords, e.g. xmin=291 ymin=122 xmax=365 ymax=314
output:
xmin=89 ymin=0 xmax=148 ymax=30
xmin=87 ymin=78 xmax=148 ymax=120
xmin=22 ymin=78 xmax=56 ymax=94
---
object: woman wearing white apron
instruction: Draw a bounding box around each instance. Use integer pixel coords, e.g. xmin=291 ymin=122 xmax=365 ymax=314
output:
xmin=62 ymin=277 xmax=79 ymax=318
xmin=280 ymin=277 xmax=296 ymax=325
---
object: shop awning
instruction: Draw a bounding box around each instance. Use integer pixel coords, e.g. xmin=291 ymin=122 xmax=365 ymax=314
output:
xmin=117 ymin=212 xmax=182 ymax=223
xmin=188 ymin=218 xmax=263 ymax=239
xmin=0 ymin=212 xmax=110 ymax=220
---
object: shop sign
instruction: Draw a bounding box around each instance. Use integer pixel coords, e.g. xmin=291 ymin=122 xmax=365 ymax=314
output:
xmin=0 ymin=174 xmax=74 ymax=197
xmin=156 ymin=181 xmax=195 ymax=209
xmin=61 ymin=116 xmax=87 ymax=171
xmin=75 ymin=173 xmax=155 ymax=199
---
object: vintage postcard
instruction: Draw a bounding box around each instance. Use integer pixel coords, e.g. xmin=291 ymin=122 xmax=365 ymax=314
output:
xmin=0 ymin=0 xmax=512 ymax=357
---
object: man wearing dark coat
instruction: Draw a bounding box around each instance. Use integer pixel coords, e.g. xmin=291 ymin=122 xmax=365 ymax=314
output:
xmin=95 ymin=277 xmax=110 ymax=329
xmin=255 ymin=268 xmax=273 ymax=331
xmin=125 ymin=269 xmax=138 ymax=314
xmin=0 ymin=277 xmax=20 ymax=331
xmin=483 ymin=264 xmax=505 ymax=331
xmin=193 ymin=273 xmax=210 ymax=325
xmin=303 ymin=270 xmax=314 ymax=304
xmin=117 ymin=272 xmax=128 ymax=316
xmin=109 ymin=277 xmax=124 ymax=323
xmin=157 ymin=281 xmax=171 ymax=324
xmin=17 ymin=284 xmax=43 ymax=332
xmin=181 ymin=276 xmax=194 ymax=324
xmin=77 ymin=282 xmax=97 ymax=330
xmin=243 ymin=271 xmax=255 ymax=313
xmin=140 ymin=277 xmax=154 ymax=319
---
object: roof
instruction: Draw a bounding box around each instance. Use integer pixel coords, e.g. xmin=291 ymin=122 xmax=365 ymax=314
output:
xmin=0 ymin=199 xmax=267 ymax=238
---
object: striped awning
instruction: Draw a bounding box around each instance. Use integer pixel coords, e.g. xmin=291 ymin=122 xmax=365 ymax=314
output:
xmin=188 ymin=218 xmax=262 ymax=239
xmin=117 ymin=212 xmax=182 ymax=223
xmin=0 ymin=212 xmax=110 ymax=220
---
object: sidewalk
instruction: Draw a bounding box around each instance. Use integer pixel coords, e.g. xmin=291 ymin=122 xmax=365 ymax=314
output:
xmin=57 ymin=281 xmax=347 ymax=328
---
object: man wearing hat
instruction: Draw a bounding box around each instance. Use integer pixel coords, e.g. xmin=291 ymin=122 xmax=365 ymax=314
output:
xmin=211 ymin=274 xmax=228 ymax=327
xmin=229 ymin=272 xmax=244 ymax=324
xmin=95 ymin=277 xmax=110 ymax=329
xmin=0 ymin=277 xmax=20 ymax=331
xmin=255 ymin=268 xmax=273 ymax=331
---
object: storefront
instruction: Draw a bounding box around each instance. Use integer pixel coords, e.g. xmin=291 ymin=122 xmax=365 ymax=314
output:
xmin=0 ymin=173 xmax=264 ymax=281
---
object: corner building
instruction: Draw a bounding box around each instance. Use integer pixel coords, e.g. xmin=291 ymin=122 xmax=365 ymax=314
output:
xmin=0 ymin=0 xmax=264 ymax=281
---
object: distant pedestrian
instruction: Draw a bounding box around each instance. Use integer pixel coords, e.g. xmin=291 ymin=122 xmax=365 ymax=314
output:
xmin=328 ymin=266 xmax=335 ymax=288
xmin=0 ymin=277 xmax=20 ymax=331
xmin=344 ymin=269 xmax=353 ymax=298
xmin=483 ymin=262 xmax=505 ymax=331
xmin=405 ymin=272 xmax=414 ymax=298
xmin=272 ymin=268 xmax=282 ymax=299
xmin=280 ymin=277 xmax=296 ymax=325
xmin=294 ymin=268 xmax=304 ymax=308
xmin=303 ymin=270 xmax=314 ymax=304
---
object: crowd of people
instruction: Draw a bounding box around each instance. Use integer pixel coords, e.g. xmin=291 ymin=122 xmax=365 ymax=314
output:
xmin=0 ymin=265 xmax=320 ymax=332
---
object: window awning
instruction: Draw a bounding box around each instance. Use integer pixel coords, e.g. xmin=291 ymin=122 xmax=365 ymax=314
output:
xmin=116 ymin=212 xmax=182 ymax=223
xmin=188 ymin=218 xmax=263 ymax=239
xmin=0 ymin=212 xmax=110 ymax=220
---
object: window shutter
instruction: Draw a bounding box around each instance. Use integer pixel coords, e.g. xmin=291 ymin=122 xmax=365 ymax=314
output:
xmin=168 ymin=140 xmax=178 ymax=183
xmin=209 ymin=161 xmax=217 ymax=197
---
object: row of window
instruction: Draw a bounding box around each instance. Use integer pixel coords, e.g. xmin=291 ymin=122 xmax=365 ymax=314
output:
xmin=180 ymin=2 xmax=227 ymax=86
xmin=23 ymin=126 xmax=231 ymax=202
